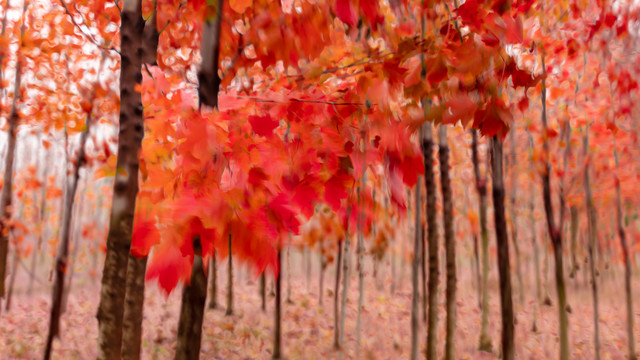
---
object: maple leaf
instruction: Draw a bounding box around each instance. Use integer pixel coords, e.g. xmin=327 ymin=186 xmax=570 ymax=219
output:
xmin=249 ymin=114 xmax=279 ymax=137
xmin=442 ymin=93 xmax=478 ymax=127
xmin=229 ymin=0 xmax=251 ymax=13
xmin=472 ymin=98 xmax=512 ymax=140
xmin=335 ymin=0 xmax=357 ymax=26
xmin=325 ymin=172 xmax=351 ymax=211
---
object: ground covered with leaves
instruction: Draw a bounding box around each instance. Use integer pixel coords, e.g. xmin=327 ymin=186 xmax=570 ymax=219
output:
xmin=1 ymin=262 xmax=638 ymax=359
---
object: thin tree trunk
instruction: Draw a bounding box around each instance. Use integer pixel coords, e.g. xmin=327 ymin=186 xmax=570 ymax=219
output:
xmin=226 ymin=233 xmax=233 ymax=316
xmin=472 ymin=129 xmax=492 ymax=351
xmin=614 ymin=147 xmax=636 ymax=360
xmin=540 ymin=57 xmax=569 ymax=360
xmin=339 ymin=208 xmax=352 ymax=348
xmin=28 ymin=132 xmax=47 ymax=296
xmin=260 ymin=271 xmax=266 ymax=311
xmin=4 ymin=247 xmax=18 ymax=311
xmin=96 ymin=1 xmax=145 ymax=358
xmin=333 ymin=239 xmax=343 ymax=349
xmin=0 ymin=0 xmax=24 ymax=300
xmin=569 ymin=207 xmax=579 ymax=279
xmin=528 ymin=131 xmax=541 ymax=332
xmin=422 ymin=123 xmax=439 ymax=360
xmin=491 ymin=136 xmax=514 ymax=360
xmin=508 ymin=128 xmax=524 ymax=306
xmin=208 ymin=252 xmax=218 ymax=309
xmin=356 ymin=183 xmax=366 ymax=357
xmin=61 ymin=183 xmax=85 ymax=313
xmin=439 ymin=126 xmax=456 ymax=360
xmin=410 ymin=179 xmax=422 ymax=360
xmin=45 ymin=51 xmax=103 ymax=360
xmin=319 ymin=240 xmax=324 ymax=306
xmin=584 ymin=129 xmax=601 ymax=360
xmin=273 ymin=248 xmax=283 ymax=359
xmin=422 ymin=223 xmax=428 ymax=322
xmin=473 ymin=234 xmax=481 ymax=309
xmin=286 ymin=234 xmax=292 ymax=304
xmin=174 ymin=239 xmax=208 ymax=360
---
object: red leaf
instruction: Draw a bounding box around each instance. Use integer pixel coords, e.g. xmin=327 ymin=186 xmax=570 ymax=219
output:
xmin=325 ymin=172 xmax=351 ymax=211
xmin=335 ymin=0 xmax=357 ymax=26
xmin=249 ymin=114 xmax=279 ymax=137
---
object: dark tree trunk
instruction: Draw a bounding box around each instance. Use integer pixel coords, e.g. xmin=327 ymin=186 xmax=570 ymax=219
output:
xmin=175 ymin=239 xmax=208 ymax=360
xmin=584 ymin=130 xmax=601 ymax=360
xmin=569 ymin=207 xmax=579 ymax=279
xmin=614 ymin=147 xmax=637 ymax=360
xmin=490 ymin=136 xmax=514 ymax=360
xmin=260 ymin=271 xmax=266 ymax=311
xmin=410 ymin=180 xmax=422 ymax=360
xmin=333 ymin=239 xmax=343 ymax=349
xmin=0 ymin=0 xmax=24 ymax=300
xmin=96 ymin=1 xmax=145 ymax=358
xmin=422 ymin=123 xmax=439 ymax=360
xmin=473 ymin=234 xmax=481 ymax=310
xmin=226 ymin=234 xmax=233 ymax=316
xmin=121 ymin=256 xmax=148 ymax=360
xmin=539 ymin=66 xmax=569 ymax=360
xmin=439 ymin=126 xmax=456 ymax=360
xmin=319 ymin=240 xmax=325 ymax=306
xmin=4 ymin=248 xmax=18 ymax=311
xmin=208 ymin=252 xmax=218 ymax=309
xmin=273 ymin=248 xmax=282 ymax=359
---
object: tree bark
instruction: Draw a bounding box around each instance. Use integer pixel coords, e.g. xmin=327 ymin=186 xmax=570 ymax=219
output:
xmin=0 ymin=0 xmax=24 ymax=300
xmin=286 ymin=235 xmax=292 ymax=304
xmin=410 ymin=179 xmax=422 ymax=360
xmin=569 ymin=207 xmax=579 ymax=279
xmin=45 ymin=51 xmax=103 ymax=360
xmin=198 ymin=0 xmax=224 ymax=109
xmin=96 ymin=1 xmax=145 ymax=358
xmin=273 ymin=248 xmax=282 ymax=359
xmin=540 ymin=58 xmax=569 ymax=360
xmin=338 ymin=208 xmax=352 ymax=348
xmin=508 ymin=128 xmax=524 ymax=306
xmin=439 ymin=126 xmax=456 ymax=360
xmin=472 ymin=129 xmax=492 ymax=351
xmin=175 ymin=239 xmax=208 ymax=360
xmin=490 ymin=136 xmax=514 ymax=360
xmin=333 ymin=239 xmax=343 ymax=349
xmin=208 ymin=252 xmax=218 ymax=309
xmin=226 ymin=233 xmax=233 ymax=316
xmin=260 ymin=271 xmax=266 ymax=311
xmin=356 ymin=184 xmax=366 ymax=357
xmin=422 ymin=123 xmax=439 ymax=360
xmin=613 ymin=147 xmax=637 ymax=360
xmin=121 ymin=256 xmax=148 ymax=360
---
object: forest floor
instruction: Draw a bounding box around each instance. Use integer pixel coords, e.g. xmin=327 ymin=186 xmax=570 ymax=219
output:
xmin=0 ymin=257 xmax=639 ymax=359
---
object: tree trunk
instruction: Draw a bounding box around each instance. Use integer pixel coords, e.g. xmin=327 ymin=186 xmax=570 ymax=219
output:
xmin=4 ymin=247 xmax=18 ymax=311
xmin=45 ymin=51 xmax=103 ymax=360
xmin=286 ymin=235 xmax=292 ymax=304
xmin=260 ymin=272 xmax=266 ymax=311
xmin=339 ymin=208 xmax=352 ymax=348
xmin=208 ymin=252 xmax=218 ymax=309
xmin=62 ymin=180 xmax=86 ymax=313
xmin=508 ymin=128 xmax=524 ymax=306
xmin=96 ymin=1 xmax=145 ymax=358
xmin=422 ymin=123 xmax=439 ymax=360
xmin=28 ymin=133 xmax=48 ymax=296
xmin=439 ymin=126 xmax=456 ymax=360
xmin=273 ymin=248 xmax=282 ymax=359
xmin=319 ymin=240 xmax=324 ymax=306
xmin=333 ymin=239 xmax=343 ymax=349
xmin=473 ymin=234 xmax=481 ymax=310
xmin=528 ymin=132 xmax=541 ymax=332
xmin=121 ymin=256 xmax=148 ymax=360
xmin=569 ymin=207 xmax=579 ymax=279
xmin=422 ymin=224 xmax=428 ymax=323
xmin=584 ymin=130 xmax=601 ymax=360
xmin=226 ymin=233 xmax=233 ymax=316
xmin=490 ymin=136 xmax=514 ymax=360
xmin=410 ymin=179 xmax=422 ymax=360
xmin=614 ymin=148 xmax=637 ymax=360
xmin=0 ymin=0 xmax=25 ymax=300
xmin=175 ymin=239 xmax=208 ymax=360
xmin=472 ymin=129 xmax=492 ymax=352
xmin=356 ymin=184 xmax=366 ymax=357
xmin=540 ymin=61 xmax=569 ymax=360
